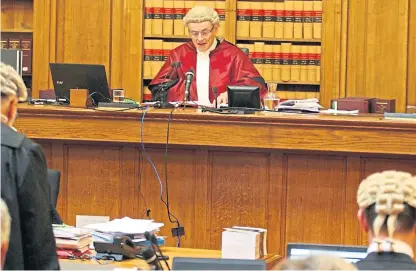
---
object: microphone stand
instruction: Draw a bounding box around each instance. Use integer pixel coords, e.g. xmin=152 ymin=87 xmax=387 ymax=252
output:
xmin=156 ymin=63 xmax=179 ymax=109
xmin=213 ymin=87 xmax=218 ymax=109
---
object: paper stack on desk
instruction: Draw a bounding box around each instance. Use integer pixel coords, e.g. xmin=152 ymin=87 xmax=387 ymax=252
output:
xmin=278 ymin=98 xmax=323 ymax=113
xmin=53 ymin=226 xmax=93 ymax=258
xmin=221 ymin=226 xmax=268 ymax=260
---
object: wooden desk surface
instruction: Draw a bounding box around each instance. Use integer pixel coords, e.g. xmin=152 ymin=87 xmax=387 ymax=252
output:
xmin=15 ymin=104 xmax=416 ymax=155
xmin=59 ymin=247 xmax=282 ymax=270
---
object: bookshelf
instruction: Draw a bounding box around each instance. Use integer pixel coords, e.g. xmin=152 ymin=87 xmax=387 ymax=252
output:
xmin=1 ymin=0 xmax=34 ymax=90
xmin=141 ymin=0 xmax=322 ymax=101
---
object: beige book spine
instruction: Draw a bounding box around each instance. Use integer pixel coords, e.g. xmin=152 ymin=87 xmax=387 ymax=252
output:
xmin=290 ymin=45 xmax=301 ymax=82
xmin=316 ymin=45 xmax=321 ymax=82
xmin=199 ymin=1 xmax=216 ymax=9
xmin=296 ymin=91 xmax=308 ymax=100
xmin=313 ymin=1 xmax=322 ymax=39
xmin=275 ymin=2 xmax=284 ymax=38
xmin=184 ymin=1 xmax=196 ymax=34
xmin=300 ymin=45 xmax=309 ymax=82
xmin=250 ymin=2 xmax=263 ymax=38
xmin=143 ymin=87 xmax=152 ymax=102
xmin=272 ymin=44 xmax=281 ymax=82
xmin=303 ymin=1 xmax=313 ymax=39
xmin=216 ymin=1 xmax=226 ymax=37
xmin=162 ymin=41 xmax=173 ymax=67
xmin=173 ymin=42 xmax=183 ymax=50
xmin=173 ymin=0 xmax=185 ymax=36
xmin=237 ymin=2 xmax=251 ymax=38
xmin=307 ymin=45 xmax=317 ymax=82
xmin=263 ymin=44 xmax=274 ymax=82
xmin=253 ymin=42 xmax=265 ymax=76
xmin=144 ymin=0 xmax=153 ymax=36
xmin=262 ymin=2 xmax=275 ymax=38
xmin=163 ymin=0 xmax=174 ymax=35
xmin=306 ymin=91 xmax=317 ymax=99
xmin=153 ymin=0 xmax=164 ymax=35
xmin=293 ymin=1 xmax=304 ymax=39
xmin=281 ymin=43 xmax=292 ymax=82
xmin=283 ymin=1 xmax=294 ymax=39
xmin=143 ymin=39 xmax=152 ymax=78
xmin=151 ymin=39 xmax=164 ymax=78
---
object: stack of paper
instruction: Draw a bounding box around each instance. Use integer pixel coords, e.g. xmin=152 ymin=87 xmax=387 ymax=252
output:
xmin=53 ymin=226 xmax=93 ymax=258
xmin=221 ymin=226 xmax=268 ymax=260
xmin=278 ymin=98 xmax=323 ymax=113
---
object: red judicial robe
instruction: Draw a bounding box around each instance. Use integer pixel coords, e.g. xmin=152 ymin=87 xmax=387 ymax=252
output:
xmin=149 ymin=39 xmax=267 ymax=103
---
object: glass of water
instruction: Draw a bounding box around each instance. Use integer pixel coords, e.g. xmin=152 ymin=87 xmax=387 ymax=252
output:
xmin=112 ymin=89 xmax=125 ymax=103
xmin=263 ymin=83 xmax=280 ymax=111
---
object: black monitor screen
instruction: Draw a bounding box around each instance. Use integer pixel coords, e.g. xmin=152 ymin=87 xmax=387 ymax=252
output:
xmin=172 ymin=257 xmax=266 ymax=270
xmin=49 ymin=63 xmax=111 ymax=103
xmin=286 ymin=243 xmax=368 ymax=264
xmin=227 ymin=85 xmax=261 ymax=109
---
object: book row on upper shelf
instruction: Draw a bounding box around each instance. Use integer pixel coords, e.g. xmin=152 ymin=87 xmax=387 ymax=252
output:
xmin=143 ymin=39 xmax=320 ymax=84
xmin=1 ymin=33 xmax=33 ymax=75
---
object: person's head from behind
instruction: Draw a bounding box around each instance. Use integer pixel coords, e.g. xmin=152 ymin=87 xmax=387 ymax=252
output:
xmin=0 ymin=62 xmax=27 ymax=127
xmin=184 ymin=6 xmax=220 ymax=52
xmin=1 ymin=199 xmax=11 ymax=267
xmin=275 ymin=255 xmax=357 ymax=270
xmin=357 ymin=170 xmax=416 ymax=246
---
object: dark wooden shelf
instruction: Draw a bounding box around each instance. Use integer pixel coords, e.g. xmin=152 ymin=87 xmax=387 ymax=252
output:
xmin=237 ymin=37 xmax=321 ymax=43
xmin=1 ymin=28 xmax=33 ymax=33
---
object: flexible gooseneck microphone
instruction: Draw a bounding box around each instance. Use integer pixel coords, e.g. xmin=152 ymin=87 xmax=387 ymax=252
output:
xmin=145 ymin=231 xmax=171 ymax=270
xmin=213 ymin=87 xmax=218 ymax=108
xmin=184 ymin=70 xmax=194 ymax=102
xmin=141 ymin=246 xmax=163 ymax=270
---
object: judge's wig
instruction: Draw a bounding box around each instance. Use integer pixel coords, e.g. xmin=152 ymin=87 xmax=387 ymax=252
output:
xmin=183 ymin=6 xmax=220 ymax=27
xmin=0 ymin=62 xmax=27 ymax=102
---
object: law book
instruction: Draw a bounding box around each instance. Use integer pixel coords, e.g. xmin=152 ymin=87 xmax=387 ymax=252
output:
xmin=237 ymin=2 xmax=251 ymax=38
xmin=55 ymin=236 xmax=92 ymax=250
xmin=263 ymin=44 xmax=274 ymax=82
xmin=250 ymin=2 xmax=263 ymax=38
xmin=162 ymin=41 xmax=173 ymax=63
xmin=290 ymin=45 xmax=301 ymax=82
xmin=216 ymin=1 xmax=226 ymax=37
xmin=300 ymin=45 xmax=309 ymax=82
xmin=275 ymin=1 xmax=285 ymax=38
xmin=262 ymin=2 xmax=275 ymax=38
xmin=199 ymin=1 xmax=216 ymax=9
xmin=281 ymin=43 xmax=292 ymax=82
xmin=1 ymin=35 xmax=9 ymax=49
xmin=253 ymin=42 xmax=265 ymax=76
xmin=144 ymin=0 xmax=153 ymax=36
xmin=20 ymin=37 xmax=32 ymax=74
xmin=303 ymin=1 xmax=314 ymax=39
xmin=272 ymin=44 xmax=282 ymax=82
xmin=307 ymin=45 xmax=317 ymax=82
xmin=313 ymin=0 xmax=322 ymax=39
xmin=293 ymin=0 xmax=304 ymax=39
xmin=283 ymin=1 xmax=294 ymax=39
xmin=173 ymin=0 xmax=185 ymax=36
xmin=245 ymin=43 xmax=255 ymax=70
xmin=316 ymin=45 xmax=321 ymax=82
xmin=143 ymin=87 xmax=153 ymax=102
xmin=9 ymin=38 xmax=21 ymax=49
xmin=184 ymin=1 xmax=196 ymax=34
xmin=143 ymin=39 xmax=153 ymax=78
xmin=152 ymin=0 xmax=164 ymax=35
xmin=151 ymin=39 xmax=164 ymax=78
xmin=163 ymin=0 xmax=174 ymax=35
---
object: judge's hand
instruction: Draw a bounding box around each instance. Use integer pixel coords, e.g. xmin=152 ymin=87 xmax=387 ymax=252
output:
xmin=216 ymin=92 xmax=228 ymax=105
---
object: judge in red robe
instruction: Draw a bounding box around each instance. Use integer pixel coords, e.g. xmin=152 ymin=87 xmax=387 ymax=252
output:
xmin=149 ymin=6 xmax=267 ymax=106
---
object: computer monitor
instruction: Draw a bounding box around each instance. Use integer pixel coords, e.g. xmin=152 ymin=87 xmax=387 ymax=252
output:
xmin=227 ymin=85 xmax=261 ymax=109
xmin=286 ymin=243 xmax=368 ymax=264
xmin=49 ymin=63 xmax=111 ymax=103
xmin=172 ymin=257 xmax=266 ymax=270
xmin=1 ymin=49 xmax=23 ymax=75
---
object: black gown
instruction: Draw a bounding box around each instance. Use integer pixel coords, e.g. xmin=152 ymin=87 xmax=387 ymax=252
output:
xmin=356 ymin=252 xmax=416 ymax=270
xmin=1 ymin=123 xmax=60 ymax=270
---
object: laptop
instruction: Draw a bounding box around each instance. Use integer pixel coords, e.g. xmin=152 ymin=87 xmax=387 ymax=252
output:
xmin=286 ymin=243 xmax=368 ymax=264
xmin=49 ymin=63 xmax=111 ymax=103
xmin=172 ymin=257 xmax=266 ymax=270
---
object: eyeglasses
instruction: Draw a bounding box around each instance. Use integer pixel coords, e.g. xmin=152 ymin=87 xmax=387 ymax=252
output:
xmin=189 ymin=26 xmax=215 ymax=38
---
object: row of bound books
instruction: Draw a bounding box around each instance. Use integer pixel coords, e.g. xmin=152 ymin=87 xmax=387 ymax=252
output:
xmin=237 ymin=1 xmax=322 ymax=39
xmin=1 ymin=35 xmax=32 ymax=74
xmin=237 ymin=43 xmax=321 ymax=83
xmin=144 ymin=0 xmax=225 ymax=37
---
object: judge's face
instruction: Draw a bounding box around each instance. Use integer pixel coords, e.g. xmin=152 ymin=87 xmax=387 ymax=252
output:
xmin=188 ymin=21 xmax=218 ymax=52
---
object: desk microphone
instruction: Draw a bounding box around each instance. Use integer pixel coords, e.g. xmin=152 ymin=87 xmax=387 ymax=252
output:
xmin=184 ymin=70 xmax=194 ymax=102
xmin=145 ymin=231 xmax=170 ymax=270
xmin=213 ymin=87 xmax=218 ymax=108
xmin=141 ymin=246 xmax=163 ymax=270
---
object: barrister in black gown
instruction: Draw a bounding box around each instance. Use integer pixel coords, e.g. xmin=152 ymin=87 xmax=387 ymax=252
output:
xmin=0 ymin=62 xmax=60 ymax=270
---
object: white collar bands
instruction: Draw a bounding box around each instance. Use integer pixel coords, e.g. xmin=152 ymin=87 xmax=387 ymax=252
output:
xmin=197 ymin=39 xmax=218 ymax=56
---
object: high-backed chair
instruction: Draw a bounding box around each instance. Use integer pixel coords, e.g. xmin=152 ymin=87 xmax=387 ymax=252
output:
xmin=47 ymin=169 xmax=61 ymax=208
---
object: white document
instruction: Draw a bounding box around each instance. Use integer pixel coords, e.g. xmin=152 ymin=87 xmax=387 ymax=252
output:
xmin=320 ymin=109 xmax=359 ymax=115
xmin=76 ymin=215 xmax=110 ymax=228
xmin=83 ymin=217 xmax=163 ymax=235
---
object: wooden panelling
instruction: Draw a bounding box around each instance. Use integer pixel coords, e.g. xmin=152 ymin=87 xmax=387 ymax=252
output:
xmin=285 ymin=155 xmax=347 ymax=245
xmin=65 ymin=145 xmax=122 ymax=226
xmin=208 ymin=151 xmax=269 ymax=249
xmin=39 ymin=142 xmax=53 ymax=168
xmin=408 ymin=0 xmax=416 ymax=109
xmin=362 ymin=157 xmax=416 ymax=177
xmin=1 ymin=0 xmax=33 ymax=31
xmin=346 ymin=0 xmax=409 ymax=112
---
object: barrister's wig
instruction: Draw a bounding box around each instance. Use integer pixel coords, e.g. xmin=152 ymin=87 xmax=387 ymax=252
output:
xmin=1 ymin=199 xmax=11 ymax=246
xmin=0 ymin=62 xmax=27 ymax=101
xmin=183 ymin=6 xmax=220 ymax=27
xmin=357 ymin=170 xmax=416 ymax=238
